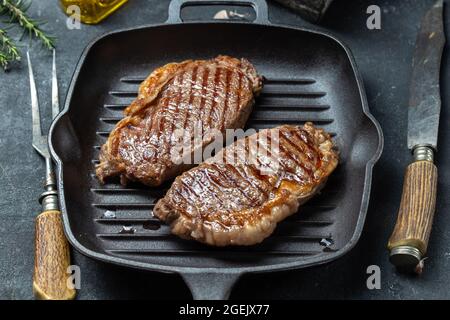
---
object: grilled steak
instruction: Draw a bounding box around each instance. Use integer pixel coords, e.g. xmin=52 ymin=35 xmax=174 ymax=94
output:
xmin=96 ymin=56 xmax=263 ymax=186
xmin=154 ymin=123 xmax=339 ymax=246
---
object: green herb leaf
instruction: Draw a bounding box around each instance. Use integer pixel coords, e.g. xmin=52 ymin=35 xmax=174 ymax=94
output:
xmin=1 ymin=0 xmax=56 ymax=50
xmin=0 ymin=28 xmax=20 ymax=70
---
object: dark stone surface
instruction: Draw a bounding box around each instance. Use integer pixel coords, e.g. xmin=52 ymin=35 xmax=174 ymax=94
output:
xmin=0 ymin=0 xmax=448 ymax=299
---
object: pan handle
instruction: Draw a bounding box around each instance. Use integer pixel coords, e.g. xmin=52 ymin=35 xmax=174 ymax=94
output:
xmin=180 ymin=272 xmax=242 ymax=300
xmin=167 ymin=0 xmax=270 ymax=24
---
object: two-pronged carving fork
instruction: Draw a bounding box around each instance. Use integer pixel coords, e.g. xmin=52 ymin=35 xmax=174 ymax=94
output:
xmin=27 ymin=51 xmax=76 ymax=300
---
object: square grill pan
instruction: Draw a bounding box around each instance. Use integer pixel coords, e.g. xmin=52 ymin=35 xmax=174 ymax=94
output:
xmin=49 ymin=0 xmax=383 ymax=299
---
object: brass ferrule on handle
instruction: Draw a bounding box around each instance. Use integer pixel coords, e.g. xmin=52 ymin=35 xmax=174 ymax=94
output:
xmin=388 ymin=146 xmax=438 ymax=272
xmin=39 ymin=157 xmax=59 ymax=211
xmin=413 ymin=145 xmax=434 ymax=162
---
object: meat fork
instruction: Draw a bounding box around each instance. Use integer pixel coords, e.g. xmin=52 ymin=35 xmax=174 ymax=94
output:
xmin=27 ymin=51 xmax=76 ymax=300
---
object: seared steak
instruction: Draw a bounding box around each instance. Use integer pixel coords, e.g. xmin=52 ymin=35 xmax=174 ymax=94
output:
xmin=154 ymin=123 xmax=339 ymax=246
xmin=96 ymin=56 xmax=263 ymax=186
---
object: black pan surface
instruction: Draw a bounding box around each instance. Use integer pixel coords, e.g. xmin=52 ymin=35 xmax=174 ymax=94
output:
xmin=49 ymin=0 xmax=383 ymax=299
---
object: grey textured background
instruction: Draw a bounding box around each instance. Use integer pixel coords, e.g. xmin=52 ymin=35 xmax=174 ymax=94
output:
xmin=0 ymin=0 xmax=449 ymax=299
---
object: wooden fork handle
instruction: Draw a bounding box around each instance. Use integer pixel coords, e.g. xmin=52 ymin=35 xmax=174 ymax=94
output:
xmin=388 ymin=160 xmax=438 ymax=269
xmin=33 ymin=210 xmax=76 ymax=300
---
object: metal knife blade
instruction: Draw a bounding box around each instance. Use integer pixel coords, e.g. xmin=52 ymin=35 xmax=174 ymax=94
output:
xmin=407 ymin=0 xmax=445 ymax=150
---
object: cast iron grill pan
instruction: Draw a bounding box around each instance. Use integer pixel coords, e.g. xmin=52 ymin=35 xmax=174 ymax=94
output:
xmin=49 ymin=0 xmax=383 ymax=299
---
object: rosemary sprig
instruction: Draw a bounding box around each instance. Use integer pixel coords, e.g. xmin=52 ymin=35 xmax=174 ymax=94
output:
xmin=0 ymin=51 xmax=9 ymax=69
xmin=0 ymin=28 xmax=20 ymax=58
xmin=0 ymin=28 xmax=20 ymax=70
xmin=1 ymin=0 xmax=55 ymax=50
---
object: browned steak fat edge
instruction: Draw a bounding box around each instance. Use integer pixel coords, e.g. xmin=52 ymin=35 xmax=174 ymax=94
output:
xmin=153 ymin=122 xmax=339 ymax=246
xmin=96 ymin=56 xmax=263 ymax=186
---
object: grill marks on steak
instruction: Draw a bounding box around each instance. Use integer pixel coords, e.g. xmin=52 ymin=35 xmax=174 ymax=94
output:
xmin=96 ymin=56 xmax=262 ymax=186
xmin=154 ymin=123 xmax=339 ymax=246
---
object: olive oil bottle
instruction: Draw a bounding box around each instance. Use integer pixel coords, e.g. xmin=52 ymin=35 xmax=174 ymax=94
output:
xmin=60 ymin=0 xmax=128 ymax=24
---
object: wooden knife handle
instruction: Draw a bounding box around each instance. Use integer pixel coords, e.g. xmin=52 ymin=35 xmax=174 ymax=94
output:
xmin=33 ymin=210 xmax=76 ymax=300
xmin=388 ymin=161 xmax=438 ymax=257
